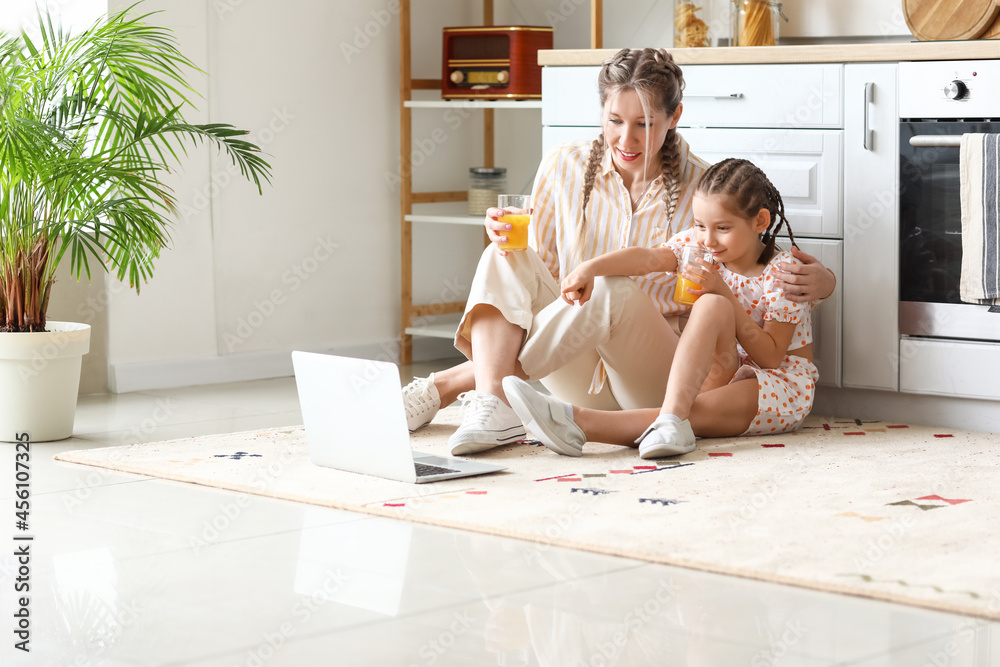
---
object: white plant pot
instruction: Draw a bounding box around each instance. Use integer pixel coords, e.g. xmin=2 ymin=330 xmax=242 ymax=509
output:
xmin=0 ymin=322 xmax=91 ymax=443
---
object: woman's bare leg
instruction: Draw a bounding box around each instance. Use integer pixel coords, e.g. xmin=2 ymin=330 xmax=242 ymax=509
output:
xmin=466 ymin=304 xmax=529 ymax=405
xmin=428 ymin=361 xmax=475 ymax=407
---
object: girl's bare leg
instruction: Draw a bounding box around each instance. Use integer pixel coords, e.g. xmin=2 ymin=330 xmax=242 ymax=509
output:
xmin=574 ymin=406 xmax=662 ymax=446
xmin=572 ymin=376 xmax=758 ymax=448
xmin=660 ymin=294 xmax=739 ymax=420
xmin=687 ymin=378 xmax=759 ymax=437
xmin=568 ymin=295 xmax=745 ymax=447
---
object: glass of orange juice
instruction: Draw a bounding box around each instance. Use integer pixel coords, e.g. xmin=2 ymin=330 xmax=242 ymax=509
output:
xmin=673 ymin=245 xmax=714 ymax=306
xmin=497 ymin=194 xmax=531 ymax=252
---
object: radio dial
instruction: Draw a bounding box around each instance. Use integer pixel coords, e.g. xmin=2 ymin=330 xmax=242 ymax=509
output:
xmin=496 ymin=70 xmax=509 ymax=84
xmin=450 ymin=70 xmax=464 ymax=84
xmin=944 ymin=79 xmax=969 ymax=100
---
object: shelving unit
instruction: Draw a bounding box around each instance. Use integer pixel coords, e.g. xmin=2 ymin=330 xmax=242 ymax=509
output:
xmin=398 ymin=0 xmax=602 ymax=364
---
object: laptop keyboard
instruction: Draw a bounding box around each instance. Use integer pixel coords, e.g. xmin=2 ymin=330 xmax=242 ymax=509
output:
xmin=414 ymin=462 xmax=460 ymax=477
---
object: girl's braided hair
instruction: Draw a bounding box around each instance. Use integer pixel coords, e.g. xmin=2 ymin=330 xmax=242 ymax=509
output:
xmin=577 ymin=48 xmax=685 ymax=260
xmin=695 ymin=158 xmax=796 ymax=265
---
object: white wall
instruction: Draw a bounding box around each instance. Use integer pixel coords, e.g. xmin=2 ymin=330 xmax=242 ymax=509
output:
xmin=33 ymin=0 xmax=905 ymax=393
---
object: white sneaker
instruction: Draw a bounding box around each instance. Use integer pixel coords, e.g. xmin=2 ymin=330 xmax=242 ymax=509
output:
xmin=448 ymin=390 xmax=526 ymax=455
xmin=636 ymin=414 xmax=696 ymax=459
xmin=502 ymin=376 xmax=586 ymax=457
xmin=402 ymin=374 xmax=441 ymax=431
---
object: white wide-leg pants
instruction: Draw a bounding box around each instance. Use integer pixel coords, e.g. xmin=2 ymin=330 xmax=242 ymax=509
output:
xmin=455 ymin=248 xmax=680 ymax=410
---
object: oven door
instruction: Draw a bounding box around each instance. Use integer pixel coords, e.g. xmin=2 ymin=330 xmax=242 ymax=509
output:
xmin=898 ymin=119 xmax=1000 ymax=341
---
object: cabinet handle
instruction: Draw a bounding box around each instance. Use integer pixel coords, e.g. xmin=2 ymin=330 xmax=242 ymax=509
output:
xmin=685 ymin=93 xmax=744 ymax=99
xmin=908 ymin=135 xmax=962 ymax=148
xmin=863 ymin=82 xmax=874 ymax=151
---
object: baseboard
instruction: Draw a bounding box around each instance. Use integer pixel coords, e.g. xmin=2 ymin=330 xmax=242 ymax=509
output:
xmin=814 ymin=386 xmax=1000 ymax=433
xmin=109 ymin=336 xmax=462 ymax=394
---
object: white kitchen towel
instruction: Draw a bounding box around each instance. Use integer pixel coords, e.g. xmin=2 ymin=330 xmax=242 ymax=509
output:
xmin=959 ymin=133 xmax=1000 ymax=305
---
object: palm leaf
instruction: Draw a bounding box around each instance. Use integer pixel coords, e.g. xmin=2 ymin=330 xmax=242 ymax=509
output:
xmin=0 ymin=2 xmax=272 ymax=331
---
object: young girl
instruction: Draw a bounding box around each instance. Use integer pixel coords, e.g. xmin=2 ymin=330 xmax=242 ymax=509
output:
xmin=502 ymin=158 xmax=819 ymax=458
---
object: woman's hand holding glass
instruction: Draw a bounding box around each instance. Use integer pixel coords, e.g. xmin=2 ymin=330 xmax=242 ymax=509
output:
xmin=485 ymin=195 xmax=532 ymax=256
xmin=484 ymin=207 xmax=514 ymax=256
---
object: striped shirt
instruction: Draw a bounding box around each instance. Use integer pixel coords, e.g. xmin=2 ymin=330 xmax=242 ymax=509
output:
xmin=529 ymin=134 xmax=710 ymax=316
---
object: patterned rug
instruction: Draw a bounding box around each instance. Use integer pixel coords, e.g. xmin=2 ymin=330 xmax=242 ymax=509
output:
xmin=55 ymin=408 xmax=1000 ymax=620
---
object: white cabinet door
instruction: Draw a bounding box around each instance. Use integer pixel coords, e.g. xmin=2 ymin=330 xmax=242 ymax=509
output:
xmin=542 ymin=66 xmax=601 ymax=127
xmin=681 ymin=64 xmax=843 ymax=129
xmin=899 ymin=338 xmax=1000 ymax=400
xmin=543 ymin=63 xmax=842 ymax=130
xmin=682 ymin=128 xmax=843 ymax=237
xmin=842 ymin=64 xmax=899 ymax=391
xmin=791 ymin=239 xmax=843 ymax=387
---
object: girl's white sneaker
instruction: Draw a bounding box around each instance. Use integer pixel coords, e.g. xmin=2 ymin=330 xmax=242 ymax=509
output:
xmin=636 ymin=414 xmax=696 ymax=458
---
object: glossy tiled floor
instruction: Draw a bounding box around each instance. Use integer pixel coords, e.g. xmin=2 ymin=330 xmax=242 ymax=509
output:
xmin=1 ymin=359 xmax=997 ymax=666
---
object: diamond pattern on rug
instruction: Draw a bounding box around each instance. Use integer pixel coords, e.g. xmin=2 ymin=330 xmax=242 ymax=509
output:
xmin=887 ymin=500 xmax=946 ymax=511
xmin=917 ymin=494 xmax=971 ymax=505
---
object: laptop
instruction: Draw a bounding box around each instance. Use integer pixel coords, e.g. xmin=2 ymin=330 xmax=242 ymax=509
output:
xmin=291 ymin=351 xmax=507 ymax=483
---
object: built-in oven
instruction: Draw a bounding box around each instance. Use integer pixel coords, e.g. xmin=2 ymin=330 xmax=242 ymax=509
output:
xmin=898 ymin=61 xmax=1000 ymax=343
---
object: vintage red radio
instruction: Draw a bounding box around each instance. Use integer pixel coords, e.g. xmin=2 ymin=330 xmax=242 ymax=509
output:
xmin=441 ymin=25 xmax=553 ymax=100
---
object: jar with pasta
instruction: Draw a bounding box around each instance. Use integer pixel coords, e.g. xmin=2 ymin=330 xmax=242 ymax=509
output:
xmin=674 ymin=1 xmax=736 ymax=47
xmin=734 ymin=0 xmax=787 ymax=47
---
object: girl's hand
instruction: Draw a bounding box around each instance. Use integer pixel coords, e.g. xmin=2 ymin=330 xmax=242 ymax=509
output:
xmin=484 ymin=206 xmax=532 ymax=257
xmin=561 ymin=265 xmax=595 ymax=305
xmin=683 ymin=258 xmax=727 ymax=298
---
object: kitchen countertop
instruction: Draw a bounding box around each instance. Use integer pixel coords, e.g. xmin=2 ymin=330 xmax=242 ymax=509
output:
xmin=538 ymin=40 xmax=1000 ymax=66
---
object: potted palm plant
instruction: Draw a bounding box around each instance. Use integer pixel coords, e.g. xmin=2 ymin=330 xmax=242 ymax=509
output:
xmin=0 ymin=5 xmax=272 ymax=441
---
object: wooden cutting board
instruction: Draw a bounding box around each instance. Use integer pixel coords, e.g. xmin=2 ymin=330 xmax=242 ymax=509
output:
xmin=982 ymin=11 xmax=1000 ymax=37
xmin=903 ymin=0 xmax=1000 ymax=41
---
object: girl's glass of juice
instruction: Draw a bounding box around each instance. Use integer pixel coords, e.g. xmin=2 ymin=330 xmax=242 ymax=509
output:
xmin=674 ymin=245 xmax=714 ymax=306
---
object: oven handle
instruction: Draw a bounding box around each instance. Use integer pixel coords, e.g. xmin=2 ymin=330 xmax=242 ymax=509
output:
xmin=908 ymin=135 xmax=963 ymax=148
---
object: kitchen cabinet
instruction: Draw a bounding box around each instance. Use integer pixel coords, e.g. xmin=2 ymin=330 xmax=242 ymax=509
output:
xmin=842 ymin=63 xmax=899 ymax=391
xmin=679 ymin=128 xmax=842 ymax=238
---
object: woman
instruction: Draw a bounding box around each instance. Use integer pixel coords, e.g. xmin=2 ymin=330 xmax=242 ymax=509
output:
xmin=402 ymin=48 xmax=835 ymax=455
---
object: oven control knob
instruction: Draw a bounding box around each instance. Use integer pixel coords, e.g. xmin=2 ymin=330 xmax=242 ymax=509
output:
xmin=944 ymin=79 xmax=969 ymax=100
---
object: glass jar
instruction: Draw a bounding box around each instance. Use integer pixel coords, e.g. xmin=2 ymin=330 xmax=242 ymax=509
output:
xmin=674 ymin=1 xmax=735 ymax=48
xmin=468 ymin=167 xmax=506 ymax=216
xmin=733 ymin=0 xmax=787 ymax=47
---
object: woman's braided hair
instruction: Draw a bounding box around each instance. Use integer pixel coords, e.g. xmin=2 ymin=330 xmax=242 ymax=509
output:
xmin=695 ymin=158 xmax=796 ymax=265
xmin=577 ymin=48 xmax=684 ymax=260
